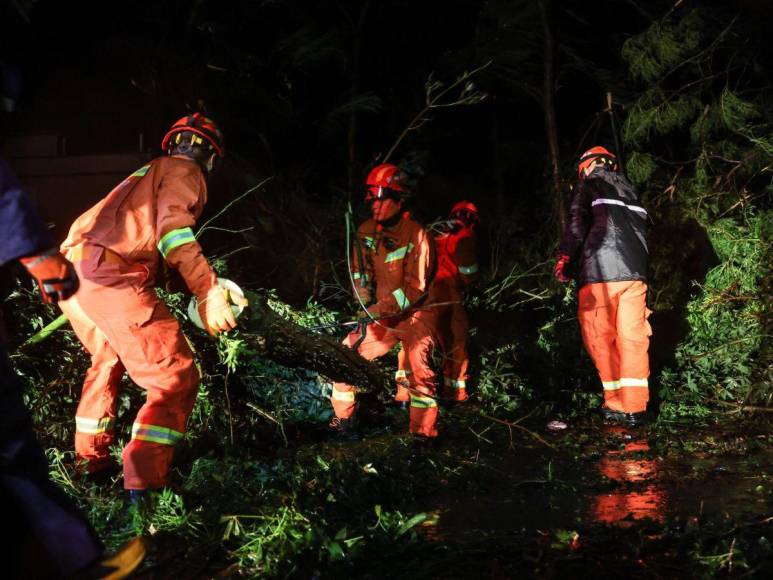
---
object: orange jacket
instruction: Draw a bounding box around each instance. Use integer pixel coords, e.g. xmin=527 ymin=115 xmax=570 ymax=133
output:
xmin=431 ymin=226 xmax=478 ymax=301
xmin=61 ymin=157 xmax=217 ymax=299
xmin=352 ymin=213 xmax=435 ymax=318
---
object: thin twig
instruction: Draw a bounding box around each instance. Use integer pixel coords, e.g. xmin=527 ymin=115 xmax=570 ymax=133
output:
xmin=196 ymin=176 xmax=274 ymax=238
xmin=246 ymin=402 xmax=289 ymax=446
xmin=480 ymin=411 xmax=556 ymax=449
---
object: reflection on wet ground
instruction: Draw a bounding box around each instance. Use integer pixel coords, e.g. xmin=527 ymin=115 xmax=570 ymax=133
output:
xmin=591 ymin=426 xmax=665 ymax=525
xmin=387 ymin=419 xmax=773 ymax=578
xmin=422 ymin=422 xmax=771 ymax=538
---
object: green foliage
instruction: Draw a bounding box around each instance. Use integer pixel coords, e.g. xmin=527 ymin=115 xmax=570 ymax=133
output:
xmin=659 ymin=211 xmax=769 ymax=416
xmin=619 ymin=6 xmax=771 ymax=418
xmin=622 ymin=11 xmax=704 ymax=84
xmin=626 ymin=151 xmax=658 ymax=187
xmin=623 ymin=89 xmax=703 ymax=147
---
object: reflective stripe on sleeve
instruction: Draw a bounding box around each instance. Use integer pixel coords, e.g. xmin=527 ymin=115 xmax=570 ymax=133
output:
xmin=384 ymin=243 xmax=415 ymax=263
xmin=392 ymin=288 xmax=411 ymax=310
xmin=158 ymin=227 xmax=196 ymax=258
xmin=353 ymin=272 xmax=369 ymax=281
xmin=620 ymin=378 xmax=649 ymax=387
xmin=602 ymin=380 xmax=622 ymax=391
xmin=75 ymin=416 xmax=115 ymax=435
xmin=410 ymin=394 xmax=438 ymax=409
xmin=458 ymin=263 xmax=478 ymax=275
xmin=591 ymin=198 xmax=648 ymax=215
xmin=131 ymin=423 xmax=184 ymax=445
xmin=331 ymin=389 xmax=356 ymax=402
xmin=130 ymin=164 xmax=150 ymax=178
xmin=395 ymin=369 xmax=413 ymax=379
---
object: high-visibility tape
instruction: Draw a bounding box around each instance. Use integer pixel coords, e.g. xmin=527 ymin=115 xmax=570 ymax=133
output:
xmin=602 ymin=380 xmax=622 ymax=391
xmin=75 ymin=416 xmax=115 ymax=435
xmin=458 ymin=263 xmax=478 ymax=275
xmin=444 ymin=377 xmax=466 ymax=389
xmin=410 ymin=394 xmax=438 ymax=409
xmin=392 ymin=288 xmax=411 ymax=310
xmin=620 ymin=377 xmax=649 ymax=387
xmin=331 ymin=389 xmax=356 ymax=402
xmin=353 ymin=272 xmax=369 ymax=281
xmin=130 ymin=164 xmax=150 ymax=178
xmin=384 ymin=243 xmax=414 ymax=263
xmin=395 ymin=369 xmax=413 ymax=379
xmin=591 ymin=198 xmax=647 ymax=215
xmin=158 ymin=227 xmax=196 ymax=258
xmin=362 ymin=237 xmax=376 ymax=250
xmin=131 ymin=423 xmax=184 ymax=445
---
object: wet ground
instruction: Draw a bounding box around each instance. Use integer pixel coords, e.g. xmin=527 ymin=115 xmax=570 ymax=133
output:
xmin=337 ymin=408 xmax=773 ymax=579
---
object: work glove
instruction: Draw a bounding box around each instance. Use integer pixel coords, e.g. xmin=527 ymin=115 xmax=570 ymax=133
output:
xmin=553 ymin=254 xmax=571 ymax=283
xmin=197 ymin=285 xmax=245 ymax=336
xmin=19 ymin=248 xmax=80 ymax=303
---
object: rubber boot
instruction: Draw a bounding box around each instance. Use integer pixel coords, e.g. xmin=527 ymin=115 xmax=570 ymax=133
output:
xmin=328 ymin=416 xmax=361 ymax=441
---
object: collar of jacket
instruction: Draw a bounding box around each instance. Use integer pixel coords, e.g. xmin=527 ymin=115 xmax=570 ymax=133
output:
xmin=376 ymin=210 xmax=409 ymax=231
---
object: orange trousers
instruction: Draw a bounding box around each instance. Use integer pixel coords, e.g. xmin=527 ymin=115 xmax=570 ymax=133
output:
xmin=578 ymin=281 xmax=652 ymax=414
xmin=59 ymin=246 xmax=199 ymax=490
xmin=396 ymin=299 xmax=469 ymax=402
xmin=332 ymin=311 xmax=439 ymax=437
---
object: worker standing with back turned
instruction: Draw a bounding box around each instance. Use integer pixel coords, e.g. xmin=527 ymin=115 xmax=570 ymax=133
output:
xmin=555 ymin=146 xmax=652 ymax=426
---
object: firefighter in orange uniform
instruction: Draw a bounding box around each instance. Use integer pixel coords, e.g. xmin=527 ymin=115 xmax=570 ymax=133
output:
xmin=59 ymin=113 xmax=245 ymax=500
xmin=395 ymin=201 xmax=479 ymax=403
xmin=555 ymin=146 xmax=651 ymax=425
xmin=331 ymin=163 xmax=439 ymax=439
xmin=431 ymin=201 xmax=480 ymax=401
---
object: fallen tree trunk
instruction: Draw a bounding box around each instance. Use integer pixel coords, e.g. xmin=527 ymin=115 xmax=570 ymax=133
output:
xmin=240 ymin=296 xmax=390 ymax=393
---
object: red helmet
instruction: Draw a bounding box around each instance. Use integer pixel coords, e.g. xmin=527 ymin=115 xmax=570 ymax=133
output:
xmin=449 ymin=200 xmax=480 ymax=228
xmin=365 ymin=163 xmax=409 ymax=202
xmin=578 ymin=146 xmax=617 ymax=179
xmin=161 ymin=113 xmax=224 ymax=157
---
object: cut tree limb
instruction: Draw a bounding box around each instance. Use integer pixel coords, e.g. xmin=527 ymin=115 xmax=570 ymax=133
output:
xmin=239 ymin=296 xmax=390 ymax=393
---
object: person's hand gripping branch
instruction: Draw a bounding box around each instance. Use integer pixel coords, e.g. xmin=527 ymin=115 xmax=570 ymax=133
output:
xmin=197 ymin=284 xmax=248 ymax=336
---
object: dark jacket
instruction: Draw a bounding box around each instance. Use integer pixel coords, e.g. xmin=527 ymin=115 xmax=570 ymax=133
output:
xmin=1 ymin=158 xmax=54 ymax=344
xmin=559 ymin=167 xmax=648 ymax=287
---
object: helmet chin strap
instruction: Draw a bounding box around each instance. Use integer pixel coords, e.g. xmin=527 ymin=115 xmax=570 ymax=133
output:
xmin=376 ymin=207 xmax=403 ymax=229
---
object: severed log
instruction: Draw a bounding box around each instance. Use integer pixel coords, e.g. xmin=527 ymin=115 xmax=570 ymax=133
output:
xmin=239 ymin=295 xmax=390 ymax=393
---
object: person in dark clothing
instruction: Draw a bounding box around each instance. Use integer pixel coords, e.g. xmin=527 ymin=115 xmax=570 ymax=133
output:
xmin=0 ymin=158 xmax=144 ymax=578
xmin=554 ymin=146 xmax=652 ymax=425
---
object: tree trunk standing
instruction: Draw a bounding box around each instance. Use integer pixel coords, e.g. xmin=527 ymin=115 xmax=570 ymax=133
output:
xmin=537 ymin=0 xmax=564 ymax=233
xmin=241 ymin=296 xmax=390 ymax=392
xmin=347 ymin=1 xmax=372 ymax=198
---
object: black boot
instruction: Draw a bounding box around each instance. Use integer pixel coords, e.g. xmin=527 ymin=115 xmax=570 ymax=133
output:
xmin=328 ymin=416 xmax=361 ymax=441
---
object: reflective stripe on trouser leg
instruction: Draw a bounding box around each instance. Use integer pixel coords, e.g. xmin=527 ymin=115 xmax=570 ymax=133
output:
xmin=409 ymin=393 xmax=439 ymax=437
xmin=63 ymin=258 xmax=199 ymax=490
xmin=331 ymin=383 xmax=357 ymax=418
xmin=59 ymin=293 xmax=124 ymax=471
xmin=443 ymin=376 xmax=469 ymax=402
xmin=616 ymin=281 xmax=651 ymax=413
xmin=395 ymin=347 xmax=411 ymax=402
xmin=402 ymin=313 xmax=439 ymax=437
xmin=578 ymin=283 xmax=623 ymax=411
